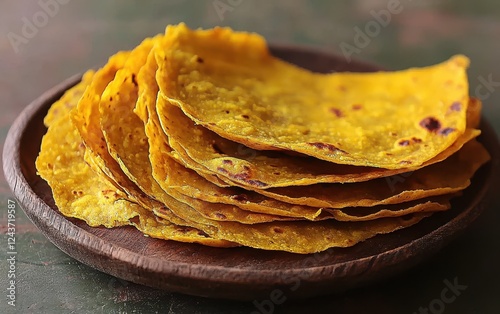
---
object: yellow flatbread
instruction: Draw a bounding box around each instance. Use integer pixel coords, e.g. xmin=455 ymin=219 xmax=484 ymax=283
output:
xmin=71 ymin=43 xmax=157 ymax=209
xmin=157 ymin=95 xmax=480 ymax=189
xmin=37 ymin=82 xmax=234 ymax=247
xmin=35 ymin=24 xmax=491 ymax=255
xmin=156 ymin=24 xmax=469 ymax=169
xmin=153 ymin=202 xmax=430 ymax=254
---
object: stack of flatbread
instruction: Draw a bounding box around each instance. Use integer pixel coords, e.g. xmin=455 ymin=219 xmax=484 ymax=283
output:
xmin=36 ymin=24 xmax=490 ymax=254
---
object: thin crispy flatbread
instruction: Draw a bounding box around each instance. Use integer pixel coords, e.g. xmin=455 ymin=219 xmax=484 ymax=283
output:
xmin=156 ymin=24 xmax=469 ymax=169
xmin=37 ymin=80 xmax=234 ymax=247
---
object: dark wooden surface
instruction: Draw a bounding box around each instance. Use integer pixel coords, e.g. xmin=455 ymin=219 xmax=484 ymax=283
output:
xmin=4 ymin=46 xmax=499 ymax=302
xmin=2 ymin=1 xmax=500 ymax=313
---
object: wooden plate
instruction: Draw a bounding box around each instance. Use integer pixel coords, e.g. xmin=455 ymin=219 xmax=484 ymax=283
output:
xmin=3 ymin=46 xmax=499 ymax=300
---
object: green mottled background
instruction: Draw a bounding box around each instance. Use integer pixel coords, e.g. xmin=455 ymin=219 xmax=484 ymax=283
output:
xmin=1 ymin=1 xmax=499 ymax=313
